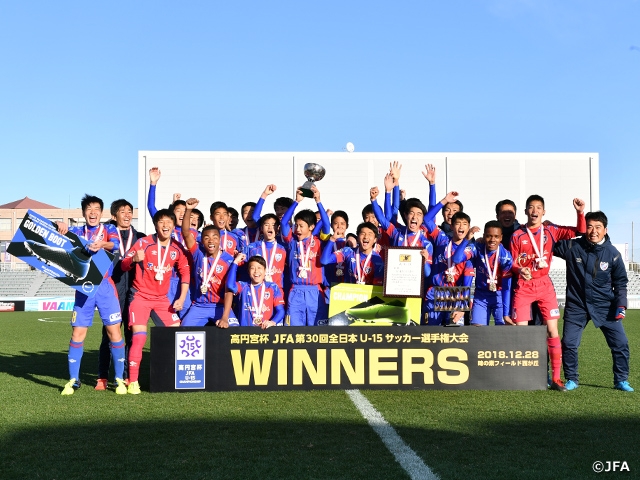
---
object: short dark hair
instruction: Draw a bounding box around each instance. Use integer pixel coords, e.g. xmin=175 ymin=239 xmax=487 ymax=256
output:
xmin=201 ymin=225 xmax=221 ymax=237
xmin=259 ymin=213 xmax=280 ymax=228
xmin=171 ymin=199 xmax=186 ymax=211
xmin=495 ymin=199 xmax=517 ymax=216
xmin=228 ymin=207 xmax=239 ymax=218
xmin=585 ymin=211 xmax=608 ymax=228
xmin=405 ymin=198 xmax=427 ymax=216
xmin=110 ymin=199 xmax=133 ymax=217
xmin=192 ymin=208 xmax=205 ymax=229
xmin=331 ymin=210 xmax=349 ymax=226
xmin=153 ymin=209 xmax=176 ymax=226
xmin=241 ymin=201 xmax=257 ymax=212
xmin=451 ymin=211 xmax=471 ymax=225
xmin=210 ymin=201 xmax=228 ymax=216
xmin=356 ymin=222 xmax=379 ymax=237
xmin=525 ymin=194 xmax=545 ymax=209
xmin=294 ymin=209 xmax=317 ymax=228
xmin=444 ymin=200 xmax=464 ymax=212
xmin=247 ymin=255 xmax=267 ymax=269
xmin=361 ymin=204 xmax=374 ymax=220
xmin=274 ymin=197 xmax=294 ymax=210
xmin=81 ymin=194 xmax=103 ymax=212
xmin=484 ymin=220 xmax=503 ymax=232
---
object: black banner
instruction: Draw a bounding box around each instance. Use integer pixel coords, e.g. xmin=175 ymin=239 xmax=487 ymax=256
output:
xmin=150 ymin=326 xmax=548 ymax=392
xmin=0 ymin=300 xmax=25 ymax=312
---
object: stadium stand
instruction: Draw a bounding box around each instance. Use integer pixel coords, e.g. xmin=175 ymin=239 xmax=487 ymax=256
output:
xmin=0 ymin=270 xmax=74 ymax=298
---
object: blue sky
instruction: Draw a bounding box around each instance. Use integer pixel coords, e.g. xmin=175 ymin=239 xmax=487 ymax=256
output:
xmin=1 ymin=1 xmax=639 ymax=256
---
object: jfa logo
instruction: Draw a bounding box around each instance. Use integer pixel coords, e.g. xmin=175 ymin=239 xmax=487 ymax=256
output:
xmin=592 ymin=461 xmax=630 ymax=473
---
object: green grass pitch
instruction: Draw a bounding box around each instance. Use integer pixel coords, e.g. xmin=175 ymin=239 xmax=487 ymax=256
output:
xmin=1 ymin=311 xmax=639 ymax=479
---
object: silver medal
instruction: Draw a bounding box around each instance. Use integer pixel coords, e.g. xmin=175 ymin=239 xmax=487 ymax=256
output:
xmin=489 ymin=282 xmax=497 ymax=292
xmin=155 ymin=271 xmax=164 ymax=281
xmin=200 ymin=284 xmax=208 ymax=294
xmin=537 ymin=258 xmax=548 ymax=269
xmin=335 ymin=268 xmax=344 ymax=277
xmin=265 ymin=275 xmax=273 ymax=282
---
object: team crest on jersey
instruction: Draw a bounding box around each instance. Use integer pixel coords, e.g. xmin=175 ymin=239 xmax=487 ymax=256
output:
xmin=170 ymin=251 xmax=177 ymax=260
xmin=215 ymin=265 xmax=224 ymax=273
xmin=264 ymin=291 xmax=271 ymax=299
xmin=226 ymin=240 xmax=233 ymax=248
xmin=275 ymin=253 xmax=282 ymax=262
xmin=364 ymin=267 xmax=371 ymax=274
xmin=600 ymin=262 xmax=609 ymax=271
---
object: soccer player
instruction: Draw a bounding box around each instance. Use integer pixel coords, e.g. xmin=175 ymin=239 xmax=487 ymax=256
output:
xmin=180 ymin=198 xmax=237 ymax=327
xmin=324 ymin=210 xmax=350 ymax=285
xmin=510 ymin=195 xmax=586 ymax=391
xmin=423 ymin=209 xmax=475 ymax=326
xmin=238 ymin=201 xmax=260 ymax=246
xmin=553 ymin=211 xmax=633 ymax=392
xmin=228 ymin=207 xmax=240 ymax=231
xmin=121 ymin=209 xmax=191 ymax=394
xmin=280 ymin=185 xmax=331 ymax=326
xmin=55 ymin=194 xmax=127 ymax=395
xmin=452 ymin=221 xmax=514 ymax=326
xmin=362 ymin=191 xmax=391 ymax=260
xmin=320 ymin=222 xmax=385 ymax=286
xmin=495 ymin=199 xmax=520 ymax=249
xmin=251 ymin=184 xmax=295 ymax=244
xmin=95 ymin=199 xmax=145 ymax=390
xmin=226 ymin=254 xmax=285 ymax=328
xmin=246 ymin=213 xmax=287 ymax=292
xmin=210 ymin=201 xmax=242 ymax=255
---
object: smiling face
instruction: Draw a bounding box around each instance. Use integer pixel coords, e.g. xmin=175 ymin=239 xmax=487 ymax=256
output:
xmin=363 ymin=212 xmax=379 ymax=227
xmin=484 ymin=227 xmax=503 ymax=251
xmin=113 ymin=205 xmax=132 ymax=229
xmin=586 ymin=220 xmax=607 ymax=244
xmin=248 ymin=260 xmax=266 ymax=285
xmin=406 ymin=207 xmax=424 ymax=233
xmin=331 ymin=216 xmax=348 ymax=238
xmin=295 ymin=219 xmax=314 ymax=239
xmin=211 ymin=208 xmax=229 ymax=230
xmin=229 ymin=211 xmax=239 ymax=230
xmin=242 ymin=205 xmax=256 ymax=228
xmin=497 ymin=204 xmax=516 ymax=229
xmin=274 ymin=205 xmax=288 ymax=220
xmin=525 ymin=200 xmax=545 ymax=228
xmin=173 ymin=204 xmax=186 ymax=224
xmin=358 ymin=227 xmax=377 ymax=254
xmin=155 ymin=216 xmax=175 ymax=243
xmin=189 ymin=212 xmax=199 ymax=229
xmin=201 ymin=228 xmax=220 ymax=256
xmin=83 ymin=202 xmax=103 ymax=228
xmin=452 ymin=218 xmax=470 ymax=242
xmin=261 ymin=218 xmax=278 ymax=242
xmin=443 ymin=203 xmax=460 ymax=225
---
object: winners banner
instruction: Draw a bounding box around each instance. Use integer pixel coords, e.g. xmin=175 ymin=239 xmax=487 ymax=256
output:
xmin=7 ymin=210 xmax=114 ymax=298
xmin=150 ymin=326 xmax=547 ymax=392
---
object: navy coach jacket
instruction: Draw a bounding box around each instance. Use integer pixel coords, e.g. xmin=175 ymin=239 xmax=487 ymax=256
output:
xmin=553 ymin=234 xmax=627 ymax=327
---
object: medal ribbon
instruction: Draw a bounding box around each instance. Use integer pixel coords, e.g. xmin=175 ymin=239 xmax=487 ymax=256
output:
xmin=298 ymin=238 xmax=312 ymax=275
xmin=155 ymin=237 xmax=171 ymax=281
xmin=355 ymin=249 xmax=373 ymax=284
xmin=261 ymin=241 xmax=277 ymax=277
xmin=250 ymin=283 xmax=266 ymax=322
xmin=526 ymin=226 xmax=546 ymax=266
xmin=246 ymin=227 xmax=259 ymax=243
xmin=117 ymin=227 xmax=133 ymax=257
xmin=83 ymin=225 xmax=104 ymax=242
xmin=403 ymin=230 xmax=421 ymax=247
xmin=202 ymin=251 xmax=222 ymax=293
xmin=484 ymin=247 xmax=499 ymax=289
xmin=445 ymin=241 xmax=456 ymax=280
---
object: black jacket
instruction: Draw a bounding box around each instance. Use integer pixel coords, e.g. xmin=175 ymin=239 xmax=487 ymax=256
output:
xmin=553 ymin=234 xmax=627 ymax=326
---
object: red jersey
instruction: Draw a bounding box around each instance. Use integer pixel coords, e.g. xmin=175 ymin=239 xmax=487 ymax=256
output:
xmin=121 ymin=235 xmax=190 ymax=300
xmin=510 ymin=216 xmax=585 ymax=281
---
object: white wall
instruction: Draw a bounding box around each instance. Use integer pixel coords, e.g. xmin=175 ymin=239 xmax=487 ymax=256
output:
xmin=137 ymin=151 xmax=599 ymax=238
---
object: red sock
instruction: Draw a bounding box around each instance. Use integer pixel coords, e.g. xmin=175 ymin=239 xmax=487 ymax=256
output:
xmin=547 ymin=336 xmax=562 ymax=381
xmin=128 ymin=332 xmax=147 ymax=383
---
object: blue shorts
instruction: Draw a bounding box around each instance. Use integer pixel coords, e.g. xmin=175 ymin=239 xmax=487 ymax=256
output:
xmin=286 ymin=285 xmax=327 ymax=326
xmin=169 ymin=274 xmax=191 ymax=319
xmin=471 ymin=290 xmax=505 ymax=325
xmin=180 ymin=303 xmax=238 ymax=327
xmin=71 ymin=279 xmax=122 ymax=328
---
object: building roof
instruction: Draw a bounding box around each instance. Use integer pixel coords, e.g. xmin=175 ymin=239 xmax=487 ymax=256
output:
xmin=0 ymin=196 xmax=59 ymax=209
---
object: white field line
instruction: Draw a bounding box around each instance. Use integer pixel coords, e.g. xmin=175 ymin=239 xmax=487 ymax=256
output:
xmin=346 ymin=389 xmax=439 ymax=480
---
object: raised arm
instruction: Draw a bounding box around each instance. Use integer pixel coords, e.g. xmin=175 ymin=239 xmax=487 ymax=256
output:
xmin=312 ymin=186 xmax=331 ymax=236
xmin=253 ymin=184 xmax=277 ymax=224
xmin=182 ymin=198 xmax=199 ymax=251
xmin=147 ymin=167 xmax=161 ymax=217
xmin=422 ymin=164 xmax=437 ymax=210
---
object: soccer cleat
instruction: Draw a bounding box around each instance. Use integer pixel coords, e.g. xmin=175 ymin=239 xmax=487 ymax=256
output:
xmin=127 ymin=381 xmax=141 ymax=395
xmin=114 ymin=378 xmax=127 ymax=395
xmin=614 ymin=381 xmax=634 ymax=392
xmin=61 ymin=378 xmax=81 ymax=396
xmin=24 ymin=241 xmax=91 ymax=281
xmin=94 ymin=378 xmax=108 ymax=391
xmin=549 ymin=379 xmax=568 ymax=392
xmin=565 ymin=380 xmax=579 ymax=391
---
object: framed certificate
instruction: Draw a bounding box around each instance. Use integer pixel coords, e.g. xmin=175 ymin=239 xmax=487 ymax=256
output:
xmin=383 ymin=247 xmax=424 ymax=298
